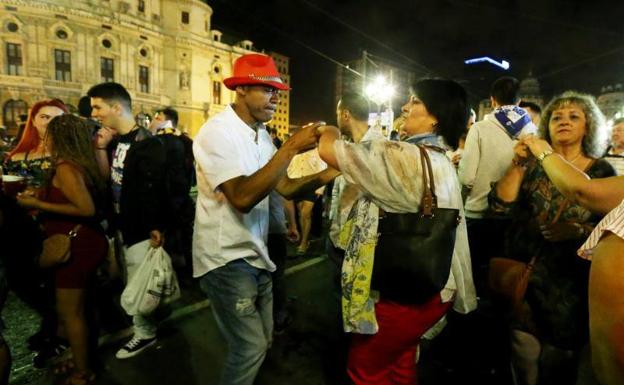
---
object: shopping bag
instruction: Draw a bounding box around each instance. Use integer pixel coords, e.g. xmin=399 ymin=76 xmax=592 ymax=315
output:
xmin=121 ymin=245 xmax=181 ymax=316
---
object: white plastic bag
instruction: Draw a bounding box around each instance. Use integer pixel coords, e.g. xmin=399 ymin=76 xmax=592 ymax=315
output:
xmin=121 ymin=245 xmax=181 ymax=316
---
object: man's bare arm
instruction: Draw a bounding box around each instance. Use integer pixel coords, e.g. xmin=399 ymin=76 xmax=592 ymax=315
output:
xmin=220 ymin=124 xmax=319 ymax=213
xmin=276 ymin=168 xmax=340 ymax=200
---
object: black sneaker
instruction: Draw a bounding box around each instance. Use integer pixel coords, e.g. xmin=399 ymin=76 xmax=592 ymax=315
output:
xmin=27 ymin=331 xmax=50 ymax=352
xmin=115 ymin=336 xmax=157 ymax=359
xmin=32 ymin=338 xmax=69 ymax=368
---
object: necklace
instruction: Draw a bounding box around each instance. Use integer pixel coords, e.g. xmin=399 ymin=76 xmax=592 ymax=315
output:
xmin=564 ymin=152 xmax=583 ymax=164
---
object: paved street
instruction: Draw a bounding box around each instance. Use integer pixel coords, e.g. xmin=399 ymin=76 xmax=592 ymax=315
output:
xmin=32 ymin=256 xmax=348 ymax=385
xmin=9 ymin=251 xmax=598 ymax=385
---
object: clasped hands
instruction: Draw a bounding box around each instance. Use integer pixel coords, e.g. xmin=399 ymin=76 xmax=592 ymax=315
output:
xmin=512 ymin=134 xmax=554 ymax=165
xmin=287 ymin=121 xmax=340 ymax=153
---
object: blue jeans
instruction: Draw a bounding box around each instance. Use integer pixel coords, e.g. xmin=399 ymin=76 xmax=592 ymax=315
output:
xmin=199 ymin=259 xmax=273 ymax=385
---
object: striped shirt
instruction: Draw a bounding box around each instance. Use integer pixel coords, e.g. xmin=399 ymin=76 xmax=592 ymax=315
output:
xmin=578 ymin=199 xmax=624 ymax=259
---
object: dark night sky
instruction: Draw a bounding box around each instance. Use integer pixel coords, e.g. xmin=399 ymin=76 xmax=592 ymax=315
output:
xmin=207 ymin=0 xmax=624 ymax=125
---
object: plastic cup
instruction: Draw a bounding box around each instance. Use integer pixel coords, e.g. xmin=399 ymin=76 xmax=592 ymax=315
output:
xmin=2 ymin=175 xmax=26 ymax=198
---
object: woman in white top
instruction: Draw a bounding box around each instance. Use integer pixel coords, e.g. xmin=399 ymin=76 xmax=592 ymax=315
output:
xmin=522 ymin=134 xmax=624 ymax=385
xmin=317 ymin=78 xmax=476 ymax=384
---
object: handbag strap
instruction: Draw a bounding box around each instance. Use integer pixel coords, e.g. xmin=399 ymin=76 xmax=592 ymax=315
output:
xmin=417 ymin=145 xmax=437 ymax=216
xmin=528 ymin=198 xmax=570 ymax=267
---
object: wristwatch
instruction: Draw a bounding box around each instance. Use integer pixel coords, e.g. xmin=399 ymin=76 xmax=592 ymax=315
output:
xmin=536 ymin=149 xmax=554 ymax=162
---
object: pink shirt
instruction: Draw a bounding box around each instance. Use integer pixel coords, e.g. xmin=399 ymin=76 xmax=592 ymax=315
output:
xmin=578 ymin=199 xmax=624 ymax=259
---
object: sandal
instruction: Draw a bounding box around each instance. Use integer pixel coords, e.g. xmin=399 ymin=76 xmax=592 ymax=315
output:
xmin=59 ymin=370 xmax=96 ymax=385
xmin=296 ymin=242 xmax=309 ymax=255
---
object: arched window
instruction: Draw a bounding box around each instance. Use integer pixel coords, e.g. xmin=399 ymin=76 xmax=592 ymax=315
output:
xmin=3 ymin=99 xmax=28 ymax=135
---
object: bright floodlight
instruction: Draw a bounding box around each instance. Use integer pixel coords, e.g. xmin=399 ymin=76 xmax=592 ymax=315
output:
xmin=365 ymin=75 xmax=395 ymax=105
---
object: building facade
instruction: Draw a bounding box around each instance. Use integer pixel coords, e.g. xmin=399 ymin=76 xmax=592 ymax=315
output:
xmin=0 ymin=0 xmax=290 ymax=137
xmin=597 ymin=84 xmax=624 ymax=122
xmin=268 ymin=51 xmax=290 ymax=140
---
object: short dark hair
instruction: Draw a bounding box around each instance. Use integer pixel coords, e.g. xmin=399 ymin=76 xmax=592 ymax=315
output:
xmin=338 ymin=92 xmax=370 ymax=121
xmin=87 ymin=82 xmax=132 ymax=111
xmin=78 ymin=96 xmax=92 ymax=118
xmin=519 ymin=101 xmax=542 ymax=114
xmin=411 ymin=78 xmax=469 ymax=149
xmin=613 ymin=117 xmax=624 ymax=126
xmin=490 ymin=76 xmax=520 ymax=106
xmin=157 ymin=107 xmax=179 ymax=127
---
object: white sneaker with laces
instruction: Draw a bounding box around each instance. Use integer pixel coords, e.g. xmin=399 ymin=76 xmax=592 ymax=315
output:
xmin=115 ymin=336 xmax=157 ymax=359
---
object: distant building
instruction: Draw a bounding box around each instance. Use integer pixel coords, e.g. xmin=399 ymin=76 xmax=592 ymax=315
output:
xmin=268 ymin=51 xmax=290 ymax=140
xmin=518 ymin=73 xmax=544 ymax=107
xmin=597 ymin=84 xmax=624 ymax=121
xmin=0 ymin=0 xmax=290 ymax=137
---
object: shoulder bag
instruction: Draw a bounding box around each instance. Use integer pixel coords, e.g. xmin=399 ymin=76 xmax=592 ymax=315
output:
xmin=39 ymin=225 xmax=81 ymax=268
xmin=488 ymin=200 xmax=568 ymax=307
xmin=371 ymin=145 xmax=460 ymax=304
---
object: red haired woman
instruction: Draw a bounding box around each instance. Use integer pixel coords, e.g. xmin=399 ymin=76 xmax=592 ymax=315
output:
xmin=2 ymin=99 xmax=68 ymax=366
xmin=4 ymin=99 xmax=68 ymax=187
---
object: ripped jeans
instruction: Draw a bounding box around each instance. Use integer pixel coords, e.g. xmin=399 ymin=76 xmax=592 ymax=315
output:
xmin=199 ymin=259 xmax=273 ymax=385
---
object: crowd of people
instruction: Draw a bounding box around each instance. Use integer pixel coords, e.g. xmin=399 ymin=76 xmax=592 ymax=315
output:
xmin=0 ymin=52 xmax=623 ymax=385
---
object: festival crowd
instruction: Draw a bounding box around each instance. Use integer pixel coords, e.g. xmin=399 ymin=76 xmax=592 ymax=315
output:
xmin=0 ymin=53 xmax=623 ymax=385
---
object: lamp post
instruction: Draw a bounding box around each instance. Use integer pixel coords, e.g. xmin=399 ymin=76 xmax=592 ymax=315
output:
xmin=364 ymin=74 xmax=395 ymax=137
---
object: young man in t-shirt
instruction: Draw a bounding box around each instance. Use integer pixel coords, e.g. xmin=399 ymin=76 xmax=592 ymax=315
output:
xmin=90 ymin=82 xmax=187 ymax=359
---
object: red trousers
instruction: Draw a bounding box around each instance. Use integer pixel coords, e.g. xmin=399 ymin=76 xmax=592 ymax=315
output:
xmin=347 ymin=294 xmax=451 ymax=385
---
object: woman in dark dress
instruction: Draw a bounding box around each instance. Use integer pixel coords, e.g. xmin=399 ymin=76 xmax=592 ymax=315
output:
xmin=17 ymin=115 xmax=107 ymax=385
xmin=490 ymin=92 xmax=614 ymax=385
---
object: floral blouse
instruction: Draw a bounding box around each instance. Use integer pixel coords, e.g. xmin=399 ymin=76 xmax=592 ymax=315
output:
xmin=334 ymin=139 xmax=477 ymax=334
xmin=3 ymin=153 xmax=54 ymax=188
xmin=489 ymin=158 xmax=615 ymax=348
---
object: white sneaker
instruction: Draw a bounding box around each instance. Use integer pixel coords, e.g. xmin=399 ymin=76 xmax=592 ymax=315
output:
xmin=115 ymin=336 xmax=157 ymax=359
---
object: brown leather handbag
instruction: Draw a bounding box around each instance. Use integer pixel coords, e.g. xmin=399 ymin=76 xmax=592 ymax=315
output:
xmin=372 ymin=145 xmax=460 ymax=304
xmin=488 ymin=200 xmax=568 ymax=307
xmin=39 ymin=225 xmax=81 ymax=268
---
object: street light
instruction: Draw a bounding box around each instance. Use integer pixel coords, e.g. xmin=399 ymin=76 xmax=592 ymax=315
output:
xmin=364 ymin=74 xmax=395 ymax=136
xmin=365 ymin=75 xmax=395 ymax=106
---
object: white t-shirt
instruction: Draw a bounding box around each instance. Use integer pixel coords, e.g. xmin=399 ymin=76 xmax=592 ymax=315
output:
xmin=192 ymin=105 xmax=277 ymax=277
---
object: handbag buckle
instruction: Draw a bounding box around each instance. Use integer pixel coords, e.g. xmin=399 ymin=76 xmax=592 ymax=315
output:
xmin=67 ymin=225 xmax=81 ymax=239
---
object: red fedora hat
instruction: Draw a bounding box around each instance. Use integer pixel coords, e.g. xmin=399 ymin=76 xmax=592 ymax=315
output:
xmin=223 ymin=54 xmax=290 ymax=91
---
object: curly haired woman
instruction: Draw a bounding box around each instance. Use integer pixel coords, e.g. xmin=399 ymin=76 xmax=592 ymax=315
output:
xmin=17 ymin=114 xmax=107 ymax=385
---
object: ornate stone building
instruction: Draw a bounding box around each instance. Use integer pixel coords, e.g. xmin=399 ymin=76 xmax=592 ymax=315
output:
xmin=268 ymin=51 xmax=290 ymax=139
xmin=597 ymin=84 xmax=624 ymax=121
xmin=0 ymin=0 xmax=291 ymax=137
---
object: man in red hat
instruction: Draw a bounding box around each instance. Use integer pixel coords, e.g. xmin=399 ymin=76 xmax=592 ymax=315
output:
xmin=192 ymin=53 xmax=338 ymax=385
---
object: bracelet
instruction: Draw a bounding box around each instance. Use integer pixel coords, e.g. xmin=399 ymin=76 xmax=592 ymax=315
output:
xmin=536 ymin=149 xmax=554 ymax=162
